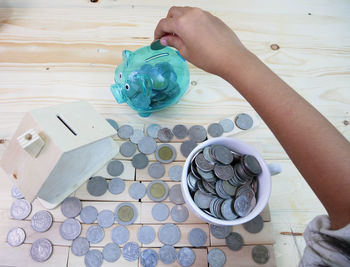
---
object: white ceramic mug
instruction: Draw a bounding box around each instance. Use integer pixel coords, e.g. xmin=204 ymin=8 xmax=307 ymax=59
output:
xmin=181 ymin=137 xmax=278 ymax=226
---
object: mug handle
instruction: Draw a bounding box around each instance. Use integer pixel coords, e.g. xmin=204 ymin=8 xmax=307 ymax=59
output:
xmin=268 ymin=163 xmax=282 ymax=176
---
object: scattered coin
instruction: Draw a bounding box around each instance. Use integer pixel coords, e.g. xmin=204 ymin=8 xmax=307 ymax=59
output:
xmin=208 ymin=123 xmax=224 ymax=137
xmin=108 ymin=178 xmax=125 ymax=195
xmin=225 ymin=232 xmax=244 ymax=251
xmin=85 ymin=249 xmax=103 ymax=267
xmin=158 ymin=127 xmax=174 ymax=142
xmin=188 ymin=125 xmax=207 ymax=143
xmin=86 ymin=225 xmax=104 ymax=244
xmin=137 ymin=225 xmax=156 ymax=245
xmin=31 ymin=210 xmax=53 ymax=233
xmin=208 ymin=248 xmax=226 ymax=267
xmin=235 ymin=113 xmax=253 ymax=130
xmin=158 ymin=223 xmax=181 ymax=245
xmin=71 ymin=237 xmax=90 ymax=256
xmin=129 ymin=182 xmax=147 ymax=200
xmin=97 ymin=210 xmax=115 ymax=228
xmin=243 ymin=215 xmax=264 ymax=234
xmin=219 ymin=118 xmax=234 ymax=133
xmin=80 ymin=206 xmax=98 ymax=224
xmin=10 ymin=199 xmax=31 ymax=220
xmin=11 ymin=185 xmax=24 ymax=199
xmin=115 ymin=202 xmax=138 ymax=225
xmin=150 ymin=39 xmax=166 ymax=50
xmin=87 ymin=176 xmax=108 ymax=197
xmin=252 ymin=245 xmax=270 ymax=264
xmin=138 ymin=136 xmax=157 ymax=154
xmin=111 ymin=225 xmax=129 ymax=245
xmin=120 ymin=141 xmax=137 ymax=157
xmin=171 ymin=204 xmax=189 ymax=223
xmin=147 ymin=180 xmax=169 ymax=202
xmin=107 ymin=160 xmax=124 ymax=176
xmin=122 ymin=242 xmax=140 ymax=262
xmin=148 ymin=162 xmax=166 ymax=179
xmin=151 ymin=203 xmax=169 ymax=221
xmin=159 ymin=245 xmax=177 ymax=264
xmin=168 ymin=165 xmax=183 ymax=181
xmin=140 ymin=249 xmax=159 ymax=267
xmin=155 ymin=144 xmax=177 ymax=164
xmin=130 ymin=129 xmax=145 ymax=144
xmin=173 ymin=124 xmax=188 ymax=139
xmin=169 ymin=184 xmax=185 ymax=204
xmin=61 ymin=197 xmax=82 ymax=218
xmin=132 ymin=153 xmax=149 ymax=169
xmin=147 ymin=124 xmax=161 ymax=138
xmin=60 ymin=218 xmax=81 ymax=240
xmin=7 ymin=227 xmax=25 ymax=247
xmin=177 ymin=247 xmax=196 ymax=267
xmin=106 ymin=118 xmax=118 ymax=131
xmin=188 ymin=228 xmax=207 ymax=247
xmin=118 ymin=125 xmax=134 ymax=139
xmin=180 ymin=140 xmax=197 ymax=157
xmin=30 ymin=238 xmax=53 ymax=262
xmin=103 ymin=242 xmax=121 ymax=262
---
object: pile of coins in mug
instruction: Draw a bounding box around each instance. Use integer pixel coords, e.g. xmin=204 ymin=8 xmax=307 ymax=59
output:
xmin=188 ymin=144 xmax=262 ymax=220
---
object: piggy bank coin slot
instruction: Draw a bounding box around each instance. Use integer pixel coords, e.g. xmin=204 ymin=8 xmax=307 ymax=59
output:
xmin=145 ymin=53 xmax=169 ymax=62
xmin=56 ymin=115 xmax=77 ymax=136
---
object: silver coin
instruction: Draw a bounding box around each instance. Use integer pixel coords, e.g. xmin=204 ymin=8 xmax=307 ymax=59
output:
xmin=106 ymin=118 xmax=118 ymax=131
xmin=147 ymin=180 xmax=169 ymax=202
xmin=214 ymin=164 xmax=234 ymax=180
xmin=130 ymin=129 xmax=145 ymax=144
xmin=120 ymin=141 xmax=137 ymax=157
xmin=177 ymin=247 xmax=196 ymax=267
xmin=234 ymin=194 xmax=251 ymax=217
xmin=188 ymin=125 xmax=207 ymax=143
xmin=140 ymin=249 xmax=158 ymax=267
xmin=243 ymin=215 xmax=264 ymax=234
xmin=158 ymin=127 xmax=174 ymax=142
xmin=7 ymin=227 xmax=25 ymax=247
xmin=111 ymin=226 xmax=129 ymax=245
xmin=188 ymin=228 xmax=207 ymax=247
xmin=195 ymin=153 xmax=214 ymax=172
xmin=80 ymin=206 xmax=98 ymax=224
xmin=159 ymin=245 xmax=177 ymax=264
xmin=10 ymin=199 xmax=31 ymax=220
xmin=138 ymin=136 xmax=157 ymax=155
xmin=210 ymin=224 xmax=232 ymax=239
xmin=213 ymin=145 xmax=234 ymax=165
xmin=137 ymin=225 xmax=156 ymax=245
xmin=171 ymin=204 xmax=189 ymax=223
xmin=129 ymin=182 xmax=146 ymax=200
xmin=61 ymin=197 xmax=82 ymax=218
xmin=151 ymin=203 xmax=169 ymax=221
xmin=118 ymin=124 xmax=134 ymax=139
xmin=60 ymin=218 xmax=81 ymax=240
xmin=107 ymin=160 xmax=124 ymax=176
xmin=103 ymin=242 xmax=121 ymax=262
xmin=242 ymin=155 xmax=262 ymax=176
xmin=31 ymin=210 xmax=53 ymax=232
xmin=173 ymin=124 xmax=188 ymax=139
xmin=158 ymin=223 xmax=181 ymax=245
xmin=147 ymin=124 xmax=161 ymax=138
xmin=220 ymin=199 xmax=238 ymax=220
xmin=235 ymin=113 xmax=253 ymax=130
xmin=30 ymin=238 xmax=53 ymax=262
xmin=86 ymin=225 xmax=104 ymax=244
xmin=225 ymin=232 xmax=244 ymax=251
xmin=71 ymin=237 xmax=90 ymax=256
xmin=132 ymin=153 xmax=149 ymax=169
xmin=148 ymin=162 xmax=166 ymax=179
xmin=87 ymin=176 xmax=108 ymax=196
xmin=97 ymin=210 xmax=115 ymax=228
xmin=252 ymin=245 xmax=270 ymax=264
xmin=180 ymin=140 xmax=197 ymax=157
xmin=193 ymin=190 xmax=214 ymax=210
xmin=168 ymin=165 xmax=183 ymax=182
xmin=85 ymin=249 xmax=103 ymax=267
xmin=208 ymin=123 xmax=224 ymax=137
xmin=169 ymin=184 xmax=185 ymax=204
xmin=122 ymin=242 xmax=140 ymax=262
xmin=11 ymin=185 xmax=24 ymax=199
xmin=219 ymin=118 xmax=234 ymax=133
xmin=115 ymin=202 xmax=138 ymax=226
xmin=108 ymin=178 xmax=125 ymax=195
xmin=155 ymin=144 xmax=177 ymax=164
xmin=208 ymin=248 xmax=226 ymax=267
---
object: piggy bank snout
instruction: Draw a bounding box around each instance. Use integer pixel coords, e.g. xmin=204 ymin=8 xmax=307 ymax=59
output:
xmin=110 ymin=84 xmax=126 ymax=104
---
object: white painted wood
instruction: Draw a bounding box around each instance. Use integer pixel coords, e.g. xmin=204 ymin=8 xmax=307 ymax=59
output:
xmin=17 ymin=129 xmax=45 ymax=158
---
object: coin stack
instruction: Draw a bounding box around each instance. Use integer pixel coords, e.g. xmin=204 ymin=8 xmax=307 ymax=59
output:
xmin=187 ymin=144 xmax=262 ymax=220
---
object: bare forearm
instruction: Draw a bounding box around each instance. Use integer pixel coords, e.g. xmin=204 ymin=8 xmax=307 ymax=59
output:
xmin=224 ymin=50 xmax=350 ymax=229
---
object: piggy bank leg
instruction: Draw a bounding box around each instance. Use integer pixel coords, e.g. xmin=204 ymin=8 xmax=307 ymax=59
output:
xmin=138 ymin=111 xmax=151 ymax=117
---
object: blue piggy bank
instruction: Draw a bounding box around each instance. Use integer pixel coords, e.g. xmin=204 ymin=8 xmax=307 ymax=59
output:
xmin=110 ymin=45 xmax=190 ymax=117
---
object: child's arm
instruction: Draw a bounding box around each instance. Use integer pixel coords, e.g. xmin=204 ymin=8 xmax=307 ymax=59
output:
xmin=155 ymin=7 xmax=350 ymax=230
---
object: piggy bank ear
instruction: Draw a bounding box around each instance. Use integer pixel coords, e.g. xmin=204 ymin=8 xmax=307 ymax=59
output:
xmin=122 ymin=50 xmax=133 ymax=66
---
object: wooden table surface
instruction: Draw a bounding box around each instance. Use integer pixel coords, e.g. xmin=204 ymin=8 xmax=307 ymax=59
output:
xmin=0 ymin=0 xmax=349 ymax=266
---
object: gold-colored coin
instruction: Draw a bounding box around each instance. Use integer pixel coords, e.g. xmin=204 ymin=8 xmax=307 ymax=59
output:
xmin=158 ymin=146 xmax=173 ymax=161
xmin=118 ymin=206 xmax=134 ymax=222
xmin=150 ymin=183 xmax=166 ymax=199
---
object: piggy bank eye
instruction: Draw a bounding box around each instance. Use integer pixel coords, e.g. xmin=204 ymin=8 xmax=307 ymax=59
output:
xmin=119 ymin=73 xmax=122 ymax=79
xmin=125 ymin=83 xmax=130 ymax=90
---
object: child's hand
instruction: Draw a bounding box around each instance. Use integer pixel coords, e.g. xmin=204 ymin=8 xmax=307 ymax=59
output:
xmin=154 ymin=7 xmax=248 ymax=77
